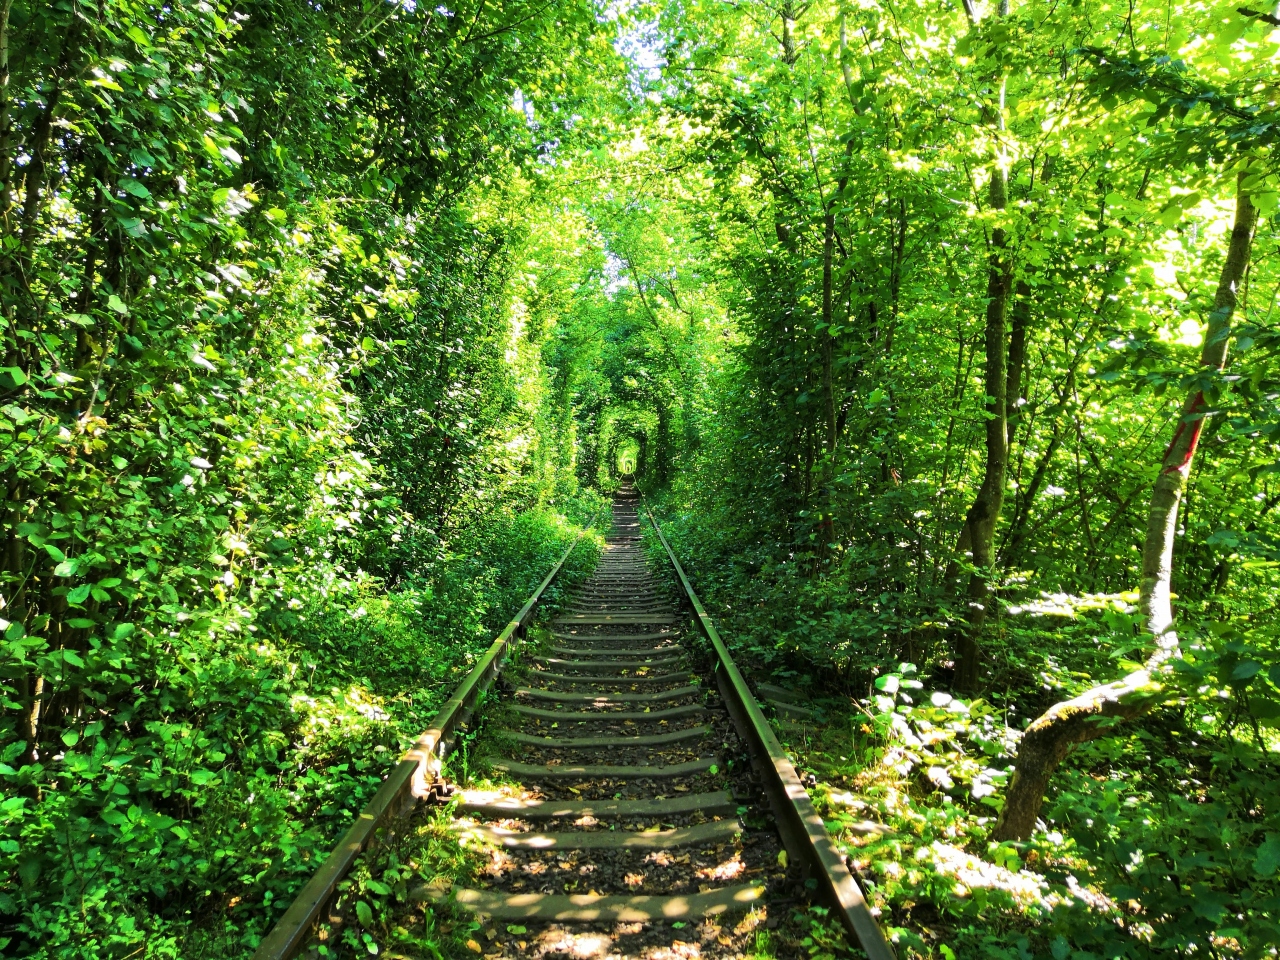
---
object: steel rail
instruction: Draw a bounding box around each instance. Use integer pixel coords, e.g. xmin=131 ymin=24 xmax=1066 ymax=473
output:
xmin=252 ymin=517 xmax=600 ymax=960
xmin=642 ymin=506 xmax=897 ymax=960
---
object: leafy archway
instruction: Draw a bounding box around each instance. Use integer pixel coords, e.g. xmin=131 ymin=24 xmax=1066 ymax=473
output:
xmin=615 ymin=438 xmax=640 ymax=476
xmin=593 ymin=405 xmax=659 ymax=486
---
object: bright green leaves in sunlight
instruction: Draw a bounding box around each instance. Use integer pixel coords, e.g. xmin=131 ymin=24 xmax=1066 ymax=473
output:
xmin=6 ymin=0 xmax=1280 ymax=956
xmin=0 ymin=0 xmax=615 ymax=956
xmin=608 ymin=0 xmax=1280 ymax=955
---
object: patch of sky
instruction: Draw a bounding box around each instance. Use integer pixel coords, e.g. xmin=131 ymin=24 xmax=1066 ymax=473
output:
xmin=605 ymin=1 xmax=666 ymax=95
xmin=602 ymin=251 xmax=629 ymax=296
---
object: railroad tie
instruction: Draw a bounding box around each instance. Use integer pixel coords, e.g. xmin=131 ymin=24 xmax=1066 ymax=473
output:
xmin=453 ymin=789 xmax=737 ymax=820
xmin=449 ymin=818 xmax=740 ymax=851
xmin=256 ymin=485 xmax=894 ymax=960
xmin=532 ymin=656 xmax=684 ymax=672
xmin=443 ymin=484 xmax=787 ymax=933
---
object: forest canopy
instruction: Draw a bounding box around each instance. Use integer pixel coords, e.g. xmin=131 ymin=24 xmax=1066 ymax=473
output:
xmin=3 ymin=0 xmax=1280 ymax=957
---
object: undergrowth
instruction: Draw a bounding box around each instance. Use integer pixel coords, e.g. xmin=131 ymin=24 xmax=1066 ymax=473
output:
xmin=641 ymin=504 xmax=1280 ymax=958
xmin=792 ymin=643 xmax=1280 ymax=959
xmin=2 ymin=504 xmax=603 ymax=959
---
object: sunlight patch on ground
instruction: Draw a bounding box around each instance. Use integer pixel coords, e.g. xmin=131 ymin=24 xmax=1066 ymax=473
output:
xmin=538 ymin=931 xmax=615 ymax=958
xmin=1006 ymin=591 xmax=1137 ymax=618
xmin=918 ymin=841 xmax=1048 ymax=908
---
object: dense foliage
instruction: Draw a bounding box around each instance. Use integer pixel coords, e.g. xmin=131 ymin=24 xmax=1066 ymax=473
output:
xmin=592 ymin=0 xmax=1280 ymax=956
xmin=0 ymin=0 xmax=614 ymax=955
xmin=7 ymin=0 xmax=1280 ymax=956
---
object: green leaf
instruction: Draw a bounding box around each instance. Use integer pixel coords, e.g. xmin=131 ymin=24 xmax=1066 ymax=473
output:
xmin=1257 ymin=834 xmax=1280 ymax=876
xmin=355 ymin=900 xmax=374 ymax=927
xmin=3 ymin=622 xmax=23 ymax=641
xmin=61 ymin=730 xmax=80 ymax=748
xmin=107 ymin=295 xmax=129 ymax=315
xmin=119 ymin=178 xmax=151 ymax=200
xmin=506 ymin=926 xmax=527 ymax=935
xmin=1249 ymin=698 xmax=1280 ymax=720
xmin=126 ymin=25 xmax=150 ymax=46
xmin=53 ymin=561 xmax=77 ymax=578
xmin=68 ymin=585 xmax=92 ymax=605
xmin=1254 ymin=192 xmax=1280 ymax=217
xmin=1232 ymin=659 xmax=1263 ymax=681
xmin=0 ymin=367 xmax=28 ymax=389
xmin=17 ymin=856 xmax=40 ymax=887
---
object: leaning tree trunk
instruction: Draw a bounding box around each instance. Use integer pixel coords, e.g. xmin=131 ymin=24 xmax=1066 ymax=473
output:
xmin=991 ymin=170 xmax=1259 ymax=842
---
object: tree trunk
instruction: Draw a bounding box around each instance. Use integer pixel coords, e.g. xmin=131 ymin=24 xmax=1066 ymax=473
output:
xmin=779 ymin=2 xmax=797 ymax=65
xmin=1005 ymin=153 xmax=1056 ymax=450
xmin=954 ymin=164 xmax=1011 ymax=692
xmin=1140 ymin=174 xmax=1257 ymax=639
xmin=818 ymin=136 xmax=854 ymax=552
xmin=950 ymin=0 xmax=1014 ymax=688
xmin=991 ymin=169 xmax=1258 ymax=841
xmin=991 ymin=672 xmax=1167 ymax=839
xmin=0 ymin=0 xmax=14 ymax=227
xmin=822 ymin=208 xmax=837 ymax=457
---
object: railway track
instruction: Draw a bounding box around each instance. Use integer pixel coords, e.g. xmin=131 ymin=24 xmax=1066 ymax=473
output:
xmin=254 ymin=486 xmax=893 ymax=960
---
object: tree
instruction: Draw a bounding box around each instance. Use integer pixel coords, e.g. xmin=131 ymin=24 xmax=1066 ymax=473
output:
xmin=993 ymin=166 xmax=1260 ymax=841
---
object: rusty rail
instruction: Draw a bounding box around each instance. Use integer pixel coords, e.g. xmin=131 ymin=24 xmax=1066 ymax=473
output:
xmin=642 ymin=506 xmax=897 ymax=960
xmin=252 ymin=519 xmax=599 ymax=960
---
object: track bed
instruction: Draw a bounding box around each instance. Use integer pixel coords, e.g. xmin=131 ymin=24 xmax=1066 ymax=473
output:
xmin=423 ymin=487 xmax=827 ymax=959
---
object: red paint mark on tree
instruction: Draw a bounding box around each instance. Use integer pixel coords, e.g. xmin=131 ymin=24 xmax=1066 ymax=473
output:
xmin=1161 ymin=391 xmax=1206 ymax=476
